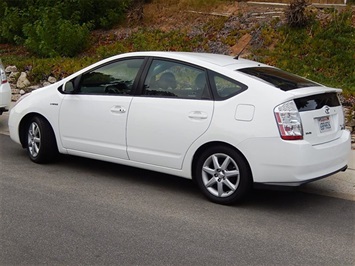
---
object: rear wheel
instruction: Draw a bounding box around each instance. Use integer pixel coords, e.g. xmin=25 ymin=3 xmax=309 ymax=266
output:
xmin=194 ymin=146 xmax=252 ymax=205
xmin=26 ymin=116 xmax=58 ymax=163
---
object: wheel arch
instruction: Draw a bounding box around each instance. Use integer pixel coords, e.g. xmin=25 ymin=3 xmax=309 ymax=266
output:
xmin=18 ymin=113 xmax=55 ymax=148
xmin=191 ymin=141 xmax=253 ymax=182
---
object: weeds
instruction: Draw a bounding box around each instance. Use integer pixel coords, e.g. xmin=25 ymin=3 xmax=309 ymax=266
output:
xmin=286 ymin=0 xmax=312 ymax=27
xmin=1 ymin=2 xmax=354 ymax=96
xmin=255 ymin=8 xmax=355 ymax=94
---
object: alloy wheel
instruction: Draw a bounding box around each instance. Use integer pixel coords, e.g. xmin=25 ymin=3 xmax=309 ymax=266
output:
xmin=201 ymin=153 xmax=240 ymax=198
xmin=28 ymin=121 xmax=41 ymax=158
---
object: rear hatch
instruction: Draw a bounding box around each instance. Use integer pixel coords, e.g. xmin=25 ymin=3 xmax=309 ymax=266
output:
xmin=237 ymin=67 xmax=345 ymax=145
xmin=294 ymin=90 xmax=344 ymax=145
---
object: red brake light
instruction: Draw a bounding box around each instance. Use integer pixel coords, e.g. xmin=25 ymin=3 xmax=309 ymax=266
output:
xmin=274 ymin=101 xmax=303 ymax=140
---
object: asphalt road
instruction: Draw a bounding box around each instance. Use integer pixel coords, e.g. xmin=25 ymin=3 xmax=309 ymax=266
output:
xmin=1 ymin=134 xmax=354 ymax=265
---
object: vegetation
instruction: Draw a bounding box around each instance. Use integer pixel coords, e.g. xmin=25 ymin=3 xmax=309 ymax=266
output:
xmin=0 ymin=0 xmax=131 ymax=57
xmin=286 ymin=0 xmax=312 ymax=27
xmin=255 ymin=8 xmax=355 ymax=93
xmin=0 ymin=0 xmax=354 ymax=95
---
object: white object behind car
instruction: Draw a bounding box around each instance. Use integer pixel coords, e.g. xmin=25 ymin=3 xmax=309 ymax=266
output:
xmin=0 ymin=60 xmax=11 ymax=115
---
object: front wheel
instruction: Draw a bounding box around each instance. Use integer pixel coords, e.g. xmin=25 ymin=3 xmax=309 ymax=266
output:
xmin=194 ymin=146 xmax=252 ymax=205
xmin=26 ymin=116 xmax=58 ymax=163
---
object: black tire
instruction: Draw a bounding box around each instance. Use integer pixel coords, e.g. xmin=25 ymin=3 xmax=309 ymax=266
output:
xmin=26 ymin=116 xmax=58 ymax=163
xmin=194 ymin=146 xmax=252 ymax=205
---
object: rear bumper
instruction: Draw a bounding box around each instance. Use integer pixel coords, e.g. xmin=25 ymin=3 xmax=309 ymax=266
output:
xmin=0 ymin=82 xmax=11 ymax=110
xmin=239 ymin=130 xmax=351 ymax=185
xmin=254 ymin=165 xmax=348 ymax=188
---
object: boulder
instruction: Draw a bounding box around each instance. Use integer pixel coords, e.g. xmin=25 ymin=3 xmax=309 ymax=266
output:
xmin=16 ymin=72 xmax=31 ymax=89
xmin=42 ymin=81 xmax=51 ymax=87
xmin=48 ymin=76 xmax=57 ymax=83
xmin=5 ymin=65 xmax=18 ymax=73
xmin=8 ymin=71 xmax=19 ymax=83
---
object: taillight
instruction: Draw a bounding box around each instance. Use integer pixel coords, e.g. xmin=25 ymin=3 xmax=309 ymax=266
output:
xmin=274 ymin=100 xmax=303 ymax=140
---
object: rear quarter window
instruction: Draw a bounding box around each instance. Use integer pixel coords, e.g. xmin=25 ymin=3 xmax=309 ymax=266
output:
xmin=209 ymin=71 xmax=247 ymax=100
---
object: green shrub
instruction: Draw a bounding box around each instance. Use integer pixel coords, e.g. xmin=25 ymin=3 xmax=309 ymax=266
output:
xmin=56 ymin=21 xmax=90 ymax=57
xmin=0 ymin=5 xmax=28 ymax=44
xmin=0 ymin=0 xmax=131 ymax=57
xmin=22 ymin=7 xmax=90 ymax=57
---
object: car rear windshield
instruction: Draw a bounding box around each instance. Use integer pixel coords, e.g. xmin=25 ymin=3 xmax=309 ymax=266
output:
xmin=294 ymin=92 xmax=340 ymax=112
xmin=238 ymin=67 xmax=319 ymax=91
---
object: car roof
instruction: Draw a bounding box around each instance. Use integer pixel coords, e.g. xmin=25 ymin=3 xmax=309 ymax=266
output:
xmin=63 ymin=51 xmax=274 ymax=84
xmin=117 ymin=51 xmax=270 ymax=70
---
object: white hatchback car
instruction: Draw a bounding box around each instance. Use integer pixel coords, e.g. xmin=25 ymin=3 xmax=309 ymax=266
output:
xmin=0 ymin=60 xmax=11 ymax=115
xmin=9 ymin=52 xmax=351 ymax=204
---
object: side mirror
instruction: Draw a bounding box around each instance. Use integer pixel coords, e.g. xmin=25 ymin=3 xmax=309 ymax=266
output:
xmin=58 ymin=75 xmax=81 ymax=94
xmin=64 ymin=81 xmax=75 ymax=93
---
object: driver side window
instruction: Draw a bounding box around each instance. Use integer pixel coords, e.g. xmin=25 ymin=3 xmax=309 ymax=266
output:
xmin=78 ymin=58 xmax=144 ymax=95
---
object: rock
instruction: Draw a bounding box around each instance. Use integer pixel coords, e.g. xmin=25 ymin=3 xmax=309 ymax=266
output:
xmin=48 ymin=76 xmax=57 ymax=83
xmin=9 ymin=71 xmax=19 ymax=78
xmin=11 ymin=94 xmax=20 ymax=102
xmin=42 ymin=81 xmax=51 ymax=87
xmin=5 ymin=65 xmax=18 ymax=73
xmin=8 ymin=71 xmax=19 ymax=83
xmin=16 ymin=72 xmax=31 ymax=89
xmin=19 ymin=89 xmax=26 ymax=95
xmin=11 ymin=88 xmax=20 ymax=95
xmin=27 ymin=85 xmax=40 ymax=91
xmin=10 ymin=83 xmax=17 ymax=90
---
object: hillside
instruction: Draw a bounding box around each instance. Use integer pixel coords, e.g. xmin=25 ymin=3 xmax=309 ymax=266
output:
xmin=1 ymin=0 xmax=354 ymax=139
xmin=0 ymin=0 xmax=354 ymax=96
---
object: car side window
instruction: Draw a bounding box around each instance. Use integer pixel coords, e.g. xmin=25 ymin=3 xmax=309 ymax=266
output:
xmin=211 ymin=72 xmax=247 ymax=99
xmin=143 ymin=60 xmax=211 ymax=100
xmin=78 ymin=58 xmax=144 ymax=95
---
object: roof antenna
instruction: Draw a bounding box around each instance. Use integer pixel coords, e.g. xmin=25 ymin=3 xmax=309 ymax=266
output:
xmin=234 ymin=26 xmax=261 ymax=60
xmin=234 ymin=37 xmax=252 ymax=60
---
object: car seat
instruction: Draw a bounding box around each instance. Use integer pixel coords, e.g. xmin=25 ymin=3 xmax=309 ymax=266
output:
xmin=158 ymin=72 xmax=177 ymax=90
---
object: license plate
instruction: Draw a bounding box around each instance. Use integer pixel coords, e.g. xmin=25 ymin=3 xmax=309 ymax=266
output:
xmin=318 ymin=116 xmax=332 ymax=133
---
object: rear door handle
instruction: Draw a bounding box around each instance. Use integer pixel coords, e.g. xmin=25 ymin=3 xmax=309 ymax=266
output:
xmin=111 ymin=106 xmax=126 ymax=114
xmin=188 ymin=111 xmax=208 ymax=120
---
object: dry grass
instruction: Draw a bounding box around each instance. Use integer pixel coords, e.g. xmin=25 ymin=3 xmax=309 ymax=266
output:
xmin=142 ymin=0 xmax=238 ymax=30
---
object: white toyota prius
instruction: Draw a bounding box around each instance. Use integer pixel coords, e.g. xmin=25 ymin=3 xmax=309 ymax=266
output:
xmin=8 ymin=52 xmax=351 ymax=204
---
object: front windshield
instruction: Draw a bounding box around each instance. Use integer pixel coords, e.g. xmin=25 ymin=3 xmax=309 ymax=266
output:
xmin=238 ymin=67 xmax=319 ymax=91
